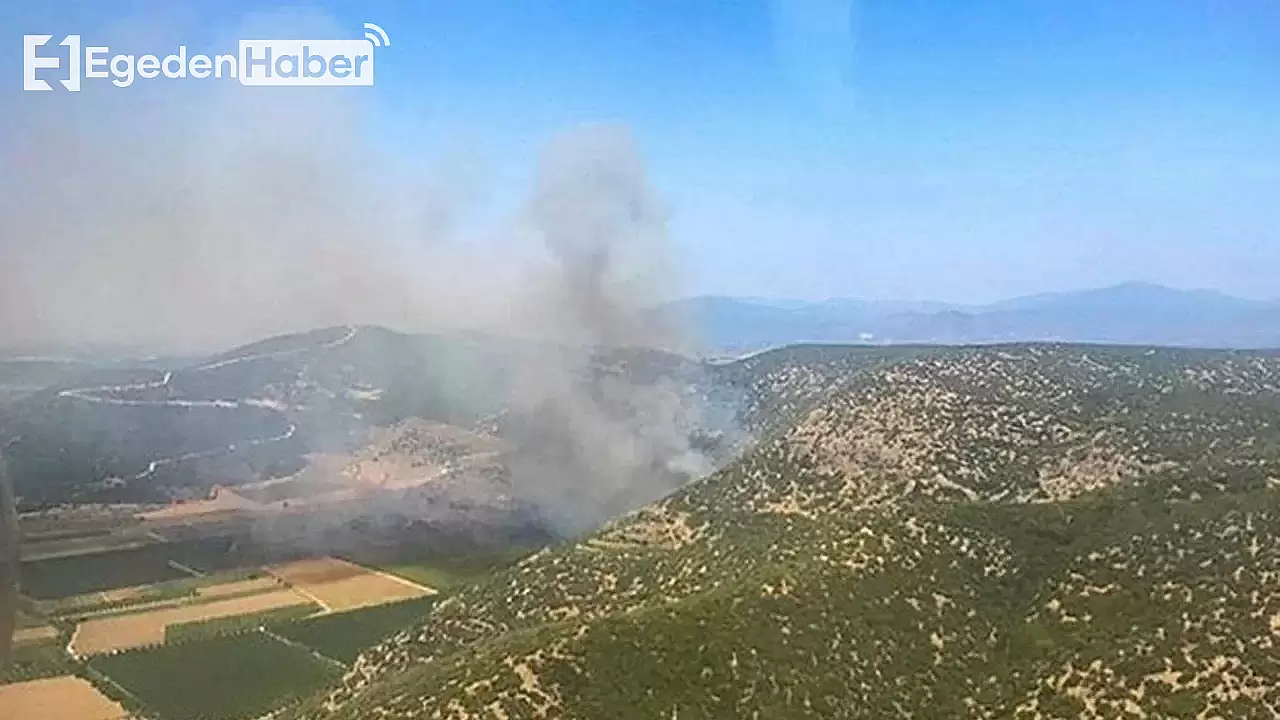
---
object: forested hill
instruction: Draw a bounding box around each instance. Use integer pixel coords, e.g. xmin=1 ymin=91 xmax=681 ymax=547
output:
xmin=295 ymin=343 xmax=1280 ymax=720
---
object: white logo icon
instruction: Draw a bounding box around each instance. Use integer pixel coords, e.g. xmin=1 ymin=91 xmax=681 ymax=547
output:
xmin=23 ymin=34 xmax=81 ymax=91
xmin=363 ymin=23 xmax=391 ymax=48
xmin=22 ymin=23 xmax=387 ymax=91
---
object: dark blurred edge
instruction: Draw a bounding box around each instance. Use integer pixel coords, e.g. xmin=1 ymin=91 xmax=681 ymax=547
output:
xmin=0 ymin=448 xmax=17 ymax=669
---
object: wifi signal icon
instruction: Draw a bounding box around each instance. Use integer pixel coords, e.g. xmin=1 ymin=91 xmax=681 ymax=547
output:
xmin=363 ymin=22 xmax=391 ymax=48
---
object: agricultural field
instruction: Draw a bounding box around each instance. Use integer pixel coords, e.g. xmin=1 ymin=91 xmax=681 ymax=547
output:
xmin=14 ymin=609 xmax=49 ymax=628
xmin=71 ymin=587 xmax=316 ymax=655
xmin=272 ymin=596 xmax=439 ymax=664
xmin=18 ymin=525 xmax=115 ymax=543
xmin=3 ymin=576 xmax=441 ymax=719
xmin=41 ymin=580 xmax=198 ymax=618
xmin=20 ymin=531 xmax=155 ymax=562
xmin=90 ymin=632 xmax=341 ymax=720
xmin=164 ymin=603 xmax=318 ymax=643
xmin=268 ymin=556 xmax=433 ymax=612
xmin=374 ymin=545 xmax=539 ymax=590
xmin=0 ymin=641 xmax=77 ymax=684
xmin=39 ymin=568 xmax=272 ymax=620
xmin=0 ymin=675 xmax=127 ymax=720
xmin=190 ymin=574 xmax=282 ymax=599
xmin=18 ymin=508 xmax=138 ymax=539
xmin=19 ymin=536 xmax=235 ymax=599
xmin=12 ymin=624 xmax=59 ymax=647
xmin=22 ymin=545 xmax=186 ymax=600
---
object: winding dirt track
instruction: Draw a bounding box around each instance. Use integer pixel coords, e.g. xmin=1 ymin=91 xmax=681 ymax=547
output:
xmin=54 ymin=326 xmax=358 ymax=481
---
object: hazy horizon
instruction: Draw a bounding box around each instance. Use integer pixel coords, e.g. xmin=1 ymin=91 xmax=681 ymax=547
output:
xmin=685 ymin=280 xmax=1280 ymax=307
xmin=2 ymin=0 xmax=1276 ymax=350
xmin=2 ymin=278 xmax=1278 ymax=356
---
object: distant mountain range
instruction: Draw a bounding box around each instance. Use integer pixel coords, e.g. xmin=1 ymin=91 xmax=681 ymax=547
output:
xmin=663 ymin=282 xmax=1280 ymax=354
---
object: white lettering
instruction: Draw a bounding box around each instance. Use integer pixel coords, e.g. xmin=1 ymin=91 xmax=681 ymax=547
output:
xmin=161 ymin=46 xmax=187 ymax=78
xmin=214 ymin=54 xmax=237 ymax=79
xmin=136 ymin=54 xmax=160 ymax=79
xmin=110 ymin=54 xmax=134 ymax=88
xmin=189 ymin=54 xmax=212 ymax=79
xmin=85 ymin=46 xmax=109 ymax=78
xmin=23 ymin=35 xmax=59 ymax=92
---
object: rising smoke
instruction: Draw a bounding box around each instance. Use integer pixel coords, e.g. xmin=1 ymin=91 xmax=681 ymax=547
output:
xmin=503 ymin=128 xmax=723 ymax=535
xmin=0 ymin=80 xmax=469 ymax=353
xmin=0 ymin=12 xmax=738 ymax=539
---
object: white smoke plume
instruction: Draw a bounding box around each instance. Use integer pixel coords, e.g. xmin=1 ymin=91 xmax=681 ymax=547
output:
xmin=503 ymin=128 xmax=717 ymax=534
xmin=0 ymin=11 xmax=737 ymax=538
xmin=0 ymin=82 xmax=476 ymax=353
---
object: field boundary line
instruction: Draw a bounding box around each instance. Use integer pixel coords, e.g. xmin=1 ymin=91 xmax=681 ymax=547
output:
xmin=67 ymin=623 xmax=83 ymax=659
xmin=20 ymin=539 xmax=155 ymax=563
xmin=273 ymin=580 xmax=333 ymax=613
xmin=64 ymin=591 xmax=209 ymax=622
xmin=82 ymin=663 xmax=153 ymax=718
xmin=260 ymin=628 xmax=346 ymax=670
xmin=167 ymin=560 xmax=205 ymax=577
xmin=61 ymin=572 xmax=285 ymax=621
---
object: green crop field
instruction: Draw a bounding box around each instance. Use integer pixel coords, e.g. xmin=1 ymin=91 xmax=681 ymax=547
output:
xmin=43 ymin=568 xmax=270 ymax=619
xmin=0 ymin=641 xmax=77 ymax=685
xmin=91 ymin=632 xmax=341 ymax=720
xmin=20 ymin=544 xmax=188 ymax=599
xmin=14 ymin=610 xmax=49 ymax=629
xmin=19 ymin=532 xmax=150 ymax=561
xmin=272 ymin=596 xmax=438 ymax=664
xmin=374 ymin=545 xmax=540 ymax=591
xmin=18 ymin=526 xmax=115 ymax=543
xmin=164 ymin=603 xmax=320 ymax=643
xmin=19 ymin=536 xmax=239 ymax=599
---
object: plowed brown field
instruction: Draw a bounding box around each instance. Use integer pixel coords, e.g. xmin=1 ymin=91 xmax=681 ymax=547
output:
xmin=71 ymin=588 xmax=310 ymax=655
xmin=268 ymin=556 xmax=432 ymax=612
xmin=0 ymin=676 xmax=126 ymax=720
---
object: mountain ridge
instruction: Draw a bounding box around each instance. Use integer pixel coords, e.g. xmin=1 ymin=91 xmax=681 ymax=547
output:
xmin=664 ymin=283 xmax=1280 ymax=354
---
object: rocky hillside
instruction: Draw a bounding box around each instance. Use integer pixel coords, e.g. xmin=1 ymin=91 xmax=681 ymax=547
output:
xmin=291 ymin=344 xmax=1280 ymax=719
xmin=766 ymin=345 xmax=1280 ymax=509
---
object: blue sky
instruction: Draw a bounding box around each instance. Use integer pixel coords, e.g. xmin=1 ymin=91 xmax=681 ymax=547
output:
xmin=5 ymin=0 xmax=1279 ymax=303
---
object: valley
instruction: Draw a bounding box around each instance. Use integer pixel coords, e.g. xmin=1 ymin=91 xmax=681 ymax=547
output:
xmin=4 ymin=328 xmax=1280 ymax=719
